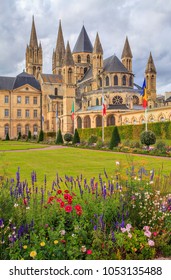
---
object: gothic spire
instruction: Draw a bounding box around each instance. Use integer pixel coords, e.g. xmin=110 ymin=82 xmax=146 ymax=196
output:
xmin=73 ymin=25 xmax=93 ymax=53
xmin=63 ymin=41 xmax=74 ymax=66
xmin=121 ymin=36 xmax=132 ymax=58
xmin=145 ymin=52 xmax=156 ymax=73
xmin=93 ymin=32 xmax=103 ymax=54
xmin=56 ymin=19 xmax=65 ymax=60
xmin=29 ymin=16 xmax=38 ymax=48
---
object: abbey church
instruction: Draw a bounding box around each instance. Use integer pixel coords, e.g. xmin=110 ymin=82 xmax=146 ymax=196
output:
xmin=0 ymin=17 xmax=171 ymax=139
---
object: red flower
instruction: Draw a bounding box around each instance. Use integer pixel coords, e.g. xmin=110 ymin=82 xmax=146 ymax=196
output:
xmin=47 ymin=196 xmax=55 ymax=204
xmin=76 ymin=210 xmax=82 ymax=216
xmin=64 ymin=194 xmax=69 ymax=200
xmin=56 ymin=198 xmax=62 ymax=203
xmin=57 ymin=190 xmax=62 ymax=195
xmin=60 ymin=201 xmax=65 ymax=208
xmin=86 ymin=249 xmax=92 ymax=255
xmin=61 ymin=239 xmax=66 ymax=244
xmin=153 ymin=232 xmax=158 ymax=236
xmin=75 ymin=204 xmax=82 ymax=211
xmin=23 ymin=198 xmax=27 ymax=205
xmin=64 ymin=190 xmax=69 ymax=193
xmin=65 ymin=205 xmax=72 ymax=213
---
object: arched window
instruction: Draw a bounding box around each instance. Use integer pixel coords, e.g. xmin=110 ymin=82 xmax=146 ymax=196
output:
xmin=77 ymin=117 xmax=82 ymax=129
xmin=84 ymin=116 xmax=91 ymax=128
xmin=106 ymin=76 xmax=109 ymax=86
xmin=55 ymin=88 xmax=58 ymax=96
xmin=33 ymin=124 xmax=38 ymax=135
xmin=77 ymin=55 xmax=81 ymax=63
xmin=17 ymin=124 xmax=21 ymax=135
xmin=107 ymin=115 xmax=115 ymax=126
xmin=84 ymin=67 xmax=87 ymax=74
xmin=68 ymin=68 xmax=72 ymax=83
xmin=96 ymin=98 xmax=99 ymax=106
xmin=133 ymin=95 xmax=139 ymax=105
xmin=129 ymin=76 xmax=133 ymax=86
xmin=87 ymin=55 xmax=90 ymax=63
xmin=96 ymin=115 xmax=102 ymax=127
xmin=25 ymin=124 xmax=29 ymax=135
xmin=122 ymin=75 xmax=126 ymax=86
xmin=4 ymin=124 xmax=9 ymax=137
xmin=114 ymin=75 xmax=118 ymax=86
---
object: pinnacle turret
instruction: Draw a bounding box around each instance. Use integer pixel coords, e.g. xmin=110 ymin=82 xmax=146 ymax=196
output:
xmin=145 ymin=52 xmax=156 ymax=73
xmin=29 ymin=16 xmax=38 ymax=48
xmin=121 ymin=36 xmax=132 ymax=59
xmin=93 ymin=33 xmax=103 ymax=54
xmin=63 ymin=41 xmax=74 ymax=66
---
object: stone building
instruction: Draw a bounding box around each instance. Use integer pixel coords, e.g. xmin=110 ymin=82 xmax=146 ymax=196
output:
xmin=0 ymin=17 xmax=170 ymax=139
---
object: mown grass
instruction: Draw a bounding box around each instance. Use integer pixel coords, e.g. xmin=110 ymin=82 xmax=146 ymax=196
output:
xmin=0 ymin=141 xmax=48 ymax=150
xmin=0 ymin=144 xmax=171 ymax=189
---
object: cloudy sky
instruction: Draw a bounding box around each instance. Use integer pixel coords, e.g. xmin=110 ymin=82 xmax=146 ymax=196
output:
xmin=0 ymin=0 xmax=171 ymax=94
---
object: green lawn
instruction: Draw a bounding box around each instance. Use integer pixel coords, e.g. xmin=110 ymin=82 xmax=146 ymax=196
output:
xmin=0 ymin=144 xmax=171 ymax=186
xmin=0 ymin=141 xmax=48 ymax=150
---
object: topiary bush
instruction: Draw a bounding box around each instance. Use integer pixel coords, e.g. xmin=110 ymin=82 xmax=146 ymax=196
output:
xmin=140 ymin=130 xmax=156 ymax=149
xmin=64 ymin=133 xmax=73 ymax=143
xmin=72 ymin=129 xmax=80 ymax=144
xmin=109 ymin=126 xmax=121 ymax=149
xmin=88 ymin=135 xmax=98 ymax=145
xmin=17 ymin=132 xmax=21 ymax=140
xmin=56 ymin=129 xmax=63 ymax=145
xmin=5 ymin=133 xmax=10 ymax=141
xmin=156 ymin=140 xmax=166 ymax=152
xmin=38 ymin=130 xmax=44 ymax=142
xmin=28 ymin=130 xmax=31 ymax=140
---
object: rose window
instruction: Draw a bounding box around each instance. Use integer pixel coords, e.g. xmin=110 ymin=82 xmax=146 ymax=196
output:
xmin=112 ymin=96 xmax=123 ymax=105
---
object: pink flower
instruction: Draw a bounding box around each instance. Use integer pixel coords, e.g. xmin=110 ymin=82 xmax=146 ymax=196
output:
xmin=65 ymin=205 xmax=72 ymax=213
xmin=143 ymin=226 xmax=150 ymax=231
xmin=128 ymin=233 xmax=132 ymax=238
xmin=148 ymin=240 xmax=155 ymax=246
xmin=86 ymin=249 xmax=92 ymax=255
xmin=126 ymin=224 xmax=132 ymax=231
xmin=121 ymin=227 xmax=127 ymax=233
xmin=144 ymin=230 xmax=151 ymax=238
xmin=153 ymin=232 xmax=158 ymax=236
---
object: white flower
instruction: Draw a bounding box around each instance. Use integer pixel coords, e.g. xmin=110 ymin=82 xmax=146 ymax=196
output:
xmin=14 ymin=204 xmax=18 ymax=207
xmin=26 ymin=207 xmax=30 ymax=210
xmin=60 ymin=229 xmax=66 ymax=236
xmin=116 ymin=161 xmax=120 ymax=165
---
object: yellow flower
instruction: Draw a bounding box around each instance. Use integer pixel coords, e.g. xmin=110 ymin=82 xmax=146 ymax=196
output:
xmin=54 ymin=240 xmax=58 ymax=245
xmin=40 ymin=241 xmax=45 ymax=247
xmin=23 ymin=245 xmax=27 ymax=249
xmin=30 ymin=251 xmax=37 ymax=258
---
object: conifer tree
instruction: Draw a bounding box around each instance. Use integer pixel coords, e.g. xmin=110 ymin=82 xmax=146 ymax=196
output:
xmin=5 ymin=132 xmax=10 ymax=141
xmin=56 ymin=129 xmax=64 ymax=144
xmin=109 ymin=126 xmax=121 ymax=149
xmin=38 ymin=130 xmax=44 ymax=142
xmin=72 ymin=129 xmax=80 ymax=144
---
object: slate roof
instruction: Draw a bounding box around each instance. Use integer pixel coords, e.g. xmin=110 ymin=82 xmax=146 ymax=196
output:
xmin=104 ymin=55 xmax=129 ymax=73
xmin=13 ymin=72 xmax=41 ymax=90
xmin=48 ymin=95 xmax=63 ymax=100
xmin=0 ymin=76 xmax=15 ymax=90
xmin=41 ymin=73 xmax=63 ymax=83
xmin=73 ymin=26 xmax=93 ymax=53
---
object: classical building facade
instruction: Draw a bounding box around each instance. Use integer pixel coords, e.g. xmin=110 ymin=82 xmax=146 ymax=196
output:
xmin=0 ymin=17 xmax=170 ymax=139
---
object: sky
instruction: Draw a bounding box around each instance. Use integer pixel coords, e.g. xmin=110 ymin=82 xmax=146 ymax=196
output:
xmin=0 ymin=0 xmax=171 ymax=95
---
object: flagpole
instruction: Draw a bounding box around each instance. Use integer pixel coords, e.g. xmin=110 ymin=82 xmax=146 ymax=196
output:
xmin=102 ymin=74 xmax=104 ymax=143
xmin=145 ymin=108 xmax=148 ymax=131
xmin=56 ymin=105 xmax=58 ymax=139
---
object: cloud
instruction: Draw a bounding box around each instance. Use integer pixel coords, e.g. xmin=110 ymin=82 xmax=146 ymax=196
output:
xmin=0 ymin=0 xmax=170 ymax=94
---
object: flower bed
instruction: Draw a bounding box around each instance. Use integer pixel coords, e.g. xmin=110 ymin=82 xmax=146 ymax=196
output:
xmin=0 ymin=165 xmax=171 ymax=260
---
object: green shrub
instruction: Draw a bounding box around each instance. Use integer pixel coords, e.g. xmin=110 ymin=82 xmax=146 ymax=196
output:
xmin=28 ymin=130 xmax=31 ymax=140
xmin=140 ymin=130 xmax=156 ymax=149
xmin=38 ymin=130 xmax=44 ymax=142
xmin=64 ymin=133 xmax=73 ymax=143
xmin=156 ymin=140 xmax=166 ymax=151
xmin=17 ymin=132 xmax=21 ymax=140
xmin=72 ymin=129 xmax=80 ymax=144
xmin=88 ymin=135 xmax=98 ymax=145
xmin=56 ymin=129 xmax=63 ymax=145
xmin=109 ymin=127 xmax=121 ymax=149
xmin=5 ymin=133 xmax=10 ymax=141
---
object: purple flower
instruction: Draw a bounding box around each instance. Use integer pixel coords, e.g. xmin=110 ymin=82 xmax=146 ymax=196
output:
xmin=0 ymin=219 xmax=4 ymax=228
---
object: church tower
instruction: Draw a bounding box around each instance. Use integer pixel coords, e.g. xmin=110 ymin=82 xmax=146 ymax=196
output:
xmin=25 ymin=16 xmax=42 ymax=78
xmin=52 ymin=20 xmax=65 ymax=75
xmin=145 ymin=52 xmax=157 ymax=105
xmin=92 ymin=32 xmax=103 ymax=90
xmin=62 ymin=41 xmax=76 ymax=133
xmin=121 ymin=36 xmax=133 ymax=72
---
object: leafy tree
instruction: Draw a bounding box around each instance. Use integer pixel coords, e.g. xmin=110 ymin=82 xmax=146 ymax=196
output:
xmin=64 ymin=133 xmax=73 ymax=143
xmin=5 ymin=132 xmax=10 ymax=141
xmin=72 ymin=129 xmax=80 ymax=144
xmin=109 ymin=126 xmax=121 ymax=149
xmin=56 ymin=129 xmax=64 ymax=145
xmin=140 ymin=130 xmax=156 ymax=149
xmin=38 ymin=130 xmax=44 ymax=142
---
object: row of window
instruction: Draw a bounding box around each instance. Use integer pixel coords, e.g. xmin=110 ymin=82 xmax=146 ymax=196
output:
xmin=77 ymin=115 xmax=115 ymax=129
xmin=4 ymin=96 xmax=38 ymax=104
xmin=4 ymin=124 xmax=38 ymax=136
xmin=77 ymin=54 xmax=91 ymax=64
xmin=4 ymin=109 xmax=39 ymax=118
xmin=99 ymin=75 xmax=133 ymax=87
xmin=92 ymin=95 xmax=140 ymax=107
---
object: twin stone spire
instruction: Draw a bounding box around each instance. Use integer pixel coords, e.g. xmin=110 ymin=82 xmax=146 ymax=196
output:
xmin=26 ymin=17 xmax=156 ymax=79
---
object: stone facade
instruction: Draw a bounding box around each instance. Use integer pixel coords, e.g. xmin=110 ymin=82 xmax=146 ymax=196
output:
xmin=0 ymin=17 xmax=170 ymax=140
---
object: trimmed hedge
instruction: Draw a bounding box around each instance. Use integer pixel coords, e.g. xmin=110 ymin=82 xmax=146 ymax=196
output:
xmin=78 ymin=121 xmax=171 ymax=142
